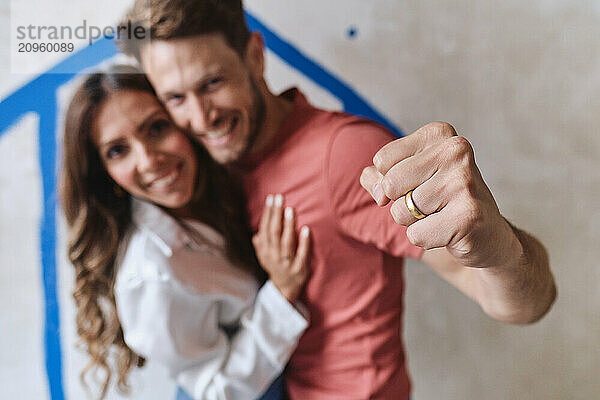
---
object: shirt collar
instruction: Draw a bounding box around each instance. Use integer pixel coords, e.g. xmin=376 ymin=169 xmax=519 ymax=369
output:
xmin=131 ymin=198 xmax=186 ymax=256
xmin=131 ymin=198 xmax=226 ymax=256
xmin=238 ymin=88 xmax=314 ymax=170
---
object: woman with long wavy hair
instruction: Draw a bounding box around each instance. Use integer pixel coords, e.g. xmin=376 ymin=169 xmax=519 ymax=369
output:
xmin=59 ymin=65 xmax=310 ymax=400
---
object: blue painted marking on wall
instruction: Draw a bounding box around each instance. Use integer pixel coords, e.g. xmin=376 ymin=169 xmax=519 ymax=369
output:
xmin=347 ymin=26 xmax=358 ymax=39
xmin=39 ymin=93 xmax=64 ymax=400
xmin=0 ymin=38 xmax=119 ymax=400
xmin=245 ymin=12 xmax=402 ymax=136
xmin=0 ymin=38 xmax=117 ymax=135
xmin=0 ymin=11 xmax=402 ymax=400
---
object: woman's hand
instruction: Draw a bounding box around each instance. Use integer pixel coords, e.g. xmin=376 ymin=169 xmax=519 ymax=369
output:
xmin=252 ymin=194 xmax=311 ymax=303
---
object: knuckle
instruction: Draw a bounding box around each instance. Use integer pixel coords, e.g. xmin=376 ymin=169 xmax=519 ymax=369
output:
xmin=452 ymin=167 xmax=472 ymax=191
xmin=450 ymin=167 xmax=477 ymax=200
xmin=293 ymin=251 xmax=304 ymax=263
xmin=405 ymin=227 xmax=422 ymax=247
xmin=406 ymin=226 xmax=431 ymax=249
xmin=463 ymin=171 xmax=477 ymax=197
xmin=447 ymin=135 xmax=473 ymax=159
xmin=291 ymin=262 xmax=302 ymax=273
xmin=298 ymin=253 xmax=308 ymax=265
xmin=440 ymin=121 xmax=458 ymax=136
xmin=429 ymin=121 xmax=457 ymax=138
xmin=286 ymin=251 xmax=296 ymax=261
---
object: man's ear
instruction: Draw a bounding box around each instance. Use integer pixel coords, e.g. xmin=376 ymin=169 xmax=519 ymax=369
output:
xmin=244 ymin=32 xmax=265 ymax=80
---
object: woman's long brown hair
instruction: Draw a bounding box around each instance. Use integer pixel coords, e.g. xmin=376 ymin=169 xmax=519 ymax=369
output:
xmin=59 ymin=65 xmax=265 ymax=398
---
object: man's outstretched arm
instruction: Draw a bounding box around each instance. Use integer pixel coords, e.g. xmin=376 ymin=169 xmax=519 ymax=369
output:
xmin=360 ymin=121 xmax=556 ymax=324
xmin=420 ymin=223 xmax=555 ymax=324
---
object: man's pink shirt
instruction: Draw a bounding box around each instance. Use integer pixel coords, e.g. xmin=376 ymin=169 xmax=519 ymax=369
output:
xmin=242 ymin=90 xmax=423 ymax=399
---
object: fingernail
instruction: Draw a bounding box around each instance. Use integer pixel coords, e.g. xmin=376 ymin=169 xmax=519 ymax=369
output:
xmin=285 ymin=207 xmax=294 ymax=219
xmin=373 ymin=183 xmax=385 ymax=204
xmin=275 ymin=194 xmax=283 ymax=207
xmin=266 ymin=194 xmax=273 ymax=206
xmin=301 ymin=226 xmax=310 ymax=237
xmin=373 ymin=153 xmax=381 ymax=170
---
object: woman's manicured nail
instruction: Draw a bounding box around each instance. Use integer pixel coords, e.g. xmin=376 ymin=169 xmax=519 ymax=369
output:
xmin=285 ymin=207 xmax=294 ymax=219
xmin=275 ymin=194 xmax=283 ymax=207
xmin=301 ymin=226 xmax=310 ymax=237
xmin=266 ymin=194 xmax=273 ymax=206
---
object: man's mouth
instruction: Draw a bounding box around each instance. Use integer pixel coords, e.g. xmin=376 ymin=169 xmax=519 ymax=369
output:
xmin=201 ymin=116 xmax=239 ymax=147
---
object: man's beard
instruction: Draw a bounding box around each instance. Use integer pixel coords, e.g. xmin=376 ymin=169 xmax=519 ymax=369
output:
xmin=234 ymin=74 xmax=266 ymax=165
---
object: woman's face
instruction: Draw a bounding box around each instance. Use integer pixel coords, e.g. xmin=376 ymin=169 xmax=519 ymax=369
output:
xmin=91 ymin=90 xmax=198 ymax=214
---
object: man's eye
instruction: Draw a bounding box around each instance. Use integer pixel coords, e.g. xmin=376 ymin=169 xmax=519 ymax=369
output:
xmin=166 ymin=94 xmax=184 ymax=106
xmin=106 ymin=144 xmax=127 ymax=159
xmin=204 ymin=77 xmax=223 ymax=90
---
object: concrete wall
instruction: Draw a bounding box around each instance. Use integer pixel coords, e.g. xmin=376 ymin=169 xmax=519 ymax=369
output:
xmin=1 ymin=1 xmax=598 ymax=399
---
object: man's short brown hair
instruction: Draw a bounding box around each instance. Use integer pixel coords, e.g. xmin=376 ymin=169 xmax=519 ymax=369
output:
xmin=118 ymin=0 xmax=251 ymax=62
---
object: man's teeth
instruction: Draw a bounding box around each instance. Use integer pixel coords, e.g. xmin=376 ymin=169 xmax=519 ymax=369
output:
xmin=205 ymin=121 xmax=232 ymax=139
xmin=151 ymin=169 xmax=178 ymax=189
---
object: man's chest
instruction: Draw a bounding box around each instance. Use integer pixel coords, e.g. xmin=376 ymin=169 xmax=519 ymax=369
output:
xmin=243 ymin=144 xmax=331 ymax=232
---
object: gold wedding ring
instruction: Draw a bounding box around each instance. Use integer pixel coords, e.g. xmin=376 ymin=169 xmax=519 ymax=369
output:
xmin=404 ymin=189 xmax=427 ymax=220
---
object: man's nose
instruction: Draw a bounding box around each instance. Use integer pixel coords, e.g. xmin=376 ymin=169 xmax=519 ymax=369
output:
xmin=187 ymin=93 xmax=216 ymax=133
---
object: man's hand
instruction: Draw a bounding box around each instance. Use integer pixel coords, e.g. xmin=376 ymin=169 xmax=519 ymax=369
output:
xmin=360 ymin=122 xmax=556 ymax=323
xmin=360 ymin=121 xmax=517 ymax=269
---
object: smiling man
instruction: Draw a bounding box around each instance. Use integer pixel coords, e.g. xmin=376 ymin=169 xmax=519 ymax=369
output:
xmin=139 ymin=34 xmax=271 ymax=164
xmin=118 ymin=1 xmax=556 ymax=399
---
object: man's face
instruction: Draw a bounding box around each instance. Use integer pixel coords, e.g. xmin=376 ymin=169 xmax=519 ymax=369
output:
xmin=140 ymin=33 xmax=265 ymax=165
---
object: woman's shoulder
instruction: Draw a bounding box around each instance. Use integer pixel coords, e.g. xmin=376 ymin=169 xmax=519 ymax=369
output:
xmin=114 ymin=198 xmax=257 ymax=298
xmin=114 ymin=199 xmax=187 ymax=289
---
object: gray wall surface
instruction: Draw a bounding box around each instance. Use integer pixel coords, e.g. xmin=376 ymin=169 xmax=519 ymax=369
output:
xmin=1 ymin=1 xmax=598 ymax=399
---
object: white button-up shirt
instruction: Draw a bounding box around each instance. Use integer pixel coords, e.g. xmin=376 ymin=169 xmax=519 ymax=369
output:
xmin=114 ymin=199 xmax=308 ymax=399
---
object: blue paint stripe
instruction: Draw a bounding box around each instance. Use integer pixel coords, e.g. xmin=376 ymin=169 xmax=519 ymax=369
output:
xmin=0 ymin=38 xmax=117 ymax=136
xmin=38 ymin=93 xmax=64 ymax=400
xmin=245 ymin=11 xmax=404 ymax=137
xmin=0 ymin=39 xmax=117 ymax=399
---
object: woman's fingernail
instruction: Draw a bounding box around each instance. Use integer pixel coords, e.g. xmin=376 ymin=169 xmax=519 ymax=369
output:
xmin=266 ymin=194 xmax=273 ymax=206
xmin=285 ymin=207 xmax=294 ymax=219
xmin=275 ymin=194 xmax=283 ymax=207
xmin=301 ymin=226 xmax=310 ymax=237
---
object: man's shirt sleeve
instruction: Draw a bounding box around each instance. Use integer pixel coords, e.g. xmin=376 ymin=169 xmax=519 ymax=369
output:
xmin=325 ymin=119 xmax=424 ymax=259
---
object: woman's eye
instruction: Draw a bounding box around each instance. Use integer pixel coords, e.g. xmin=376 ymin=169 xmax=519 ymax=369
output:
xmin=106 ymin=144 xmax=126 ymax=159
xmin=148 ymin=119 xmax=170 ymax=138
